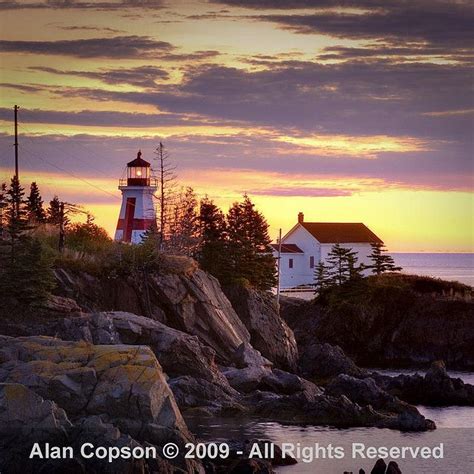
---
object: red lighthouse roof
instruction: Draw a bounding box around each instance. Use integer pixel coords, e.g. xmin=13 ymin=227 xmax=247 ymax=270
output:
xmin=127 ymin=150 xmax=150 ymax=167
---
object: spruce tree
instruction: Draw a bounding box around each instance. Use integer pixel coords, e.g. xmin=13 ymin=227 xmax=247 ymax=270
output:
xmin=314 ymin=261 xmax=333 ymax=293
xmin=326 ymin=243 xmax=352 ymax=285
xmin=141 ymin=219 xmax=160 ymax=247
xmin=26 ymin=181 xmax=46 ymax=223
xmin=368 ymin=242 xmax=402 ymax=275
xmin=47 ymin=196 xmax=63 ymax=225
xmin=226 ymin=194 xmax=276 ymax=290
xmin=10 ymin=238 xmax=55 ymax=306
xmin=0 ymin=178 xmax=54 ymax=307
xmin=2 ymin=176 xmax=31 ymax=263
xmin=347 ymin=251 xmax=365 ymax=281
xmin=198 ymin=197 xmax=228 ymax=281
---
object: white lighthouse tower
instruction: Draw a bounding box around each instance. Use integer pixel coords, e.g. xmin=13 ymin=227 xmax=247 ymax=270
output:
xmin=114 ymin=151 xmax=158 ymax=243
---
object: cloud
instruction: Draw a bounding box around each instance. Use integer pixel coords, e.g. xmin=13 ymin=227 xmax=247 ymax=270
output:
xmin=0 ymin=0 xmax=164 ymax=10
xmin=0 ymin=107 xmax=241 ymax=128
xmin=316 ymin=45 xmax=473 ymax=63
xmin=30 ymin=65 xmax=170 ymax=88
xmin=213 ymin=0 xmax=474 ymax=62
xmin=0 ymin=82 xmax=44 ymax=93
xmin=0 ymin=132 xmax=471 ymax=195
xmin=248 ymin=186 xmax=353 ymax=197
xmin=0 ymin=35 xmax=220 ymax=61
xmin=56 ymin=25 xmax=125 ymax=33
xmin=0 ymin=35 xmax=174 ymax=58
xmin=46 ymin=61 xmax=471 ymax=143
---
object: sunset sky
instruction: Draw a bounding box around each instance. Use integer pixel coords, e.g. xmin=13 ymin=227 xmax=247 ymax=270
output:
xmin=0 ymin=0 xmax=472 ymax=252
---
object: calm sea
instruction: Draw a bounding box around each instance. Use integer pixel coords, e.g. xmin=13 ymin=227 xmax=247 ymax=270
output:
xmin=392 ymin=253 xmax=474 ymax=287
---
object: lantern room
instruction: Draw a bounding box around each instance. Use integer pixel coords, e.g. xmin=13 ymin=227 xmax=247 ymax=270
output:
xmin=126 ymin=150 xmax=151 ymax=186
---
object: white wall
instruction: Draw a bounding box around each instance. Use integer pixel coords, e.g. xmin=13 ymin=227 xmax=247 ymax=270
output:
xmin=277 ymin=253 xmax=308 ymax=288
xmin=278 ymin=225 xmax=321 ymax=287
xmin=320 ymin=243 xmax=373 ymax=275
xmin=276 ymin=224 xmax=375 ymax=288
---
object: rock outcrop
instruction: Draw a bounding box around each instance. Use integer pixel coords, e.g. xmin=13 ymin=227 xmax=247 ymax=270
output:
xmin=281 ymin=276 xmax=474 ymax=370
xmin=0 ymin=335 xmax=202 ymax=474
xmin=299 ymin=342 xmax=365 ymax=380
xmin=372 ymin=361 xmax=474 ymax=406
xmin=55 ymin=267 xmax=252 ymax=365
xmin=224 ymin=285 xmax=298 ymax=371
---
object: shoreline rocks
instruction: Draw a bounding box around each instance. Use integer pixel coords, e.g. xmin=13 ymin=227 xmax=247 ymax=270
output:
xmin=0 ymin=336 xmax=202 ymax=474
xmin=372 ymin=361 xmax=474 ymax=406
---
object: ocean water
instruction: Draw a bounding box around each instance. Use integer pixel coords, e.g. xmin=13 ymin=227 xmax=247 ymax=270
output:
xmin=187 ymin=371 xmax=474 ymax=474
xmin=392 ymin=253 xmax=474 ymax=287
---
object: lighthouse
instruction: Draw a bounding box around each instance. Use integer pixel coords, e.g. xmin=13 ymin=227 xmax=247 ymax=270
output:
xmin=114 ymin=151 xmax=158 ymax=243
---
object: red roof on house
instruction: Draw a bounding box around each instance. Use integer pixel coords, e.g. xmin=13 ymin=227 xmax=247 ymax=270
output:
xmin=271 ymin=243 xmax=304 ymax=254
xmin=301 ymin=222 xmax=383 ymax=244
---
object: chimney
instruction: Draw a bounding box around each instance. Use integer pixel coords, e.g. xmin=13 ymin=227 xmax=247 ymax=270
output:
xmin=298 ymin=212 xmax=304 ymax=224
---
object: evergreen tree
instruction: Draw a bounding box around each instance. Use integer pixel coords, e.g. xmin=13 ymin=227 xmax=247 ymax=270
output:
xmin=47 ymin=195 xmax=63 ymax=225
xmin=314 ymin=261 xmax=333 ymax=293
xmin=1 ymin=176 xmax=31 ymax=263
xmin=368 ymin=242 xmax=402 ymax=275
xmin=26 ymin=181 xmax=46 ymax=223
xmin=197 ymin=196 xmax=228 ymax=280
xmin=141 ymin=220 xmax=160 ymax=247
xmin=347 ymin=251 xmax=365 ymax=281
xmin=326 ymin=243 xmax=352 ymax=285
xmin=226 ymin=194 xmax=276 ymax=290
xmin=5 ymin=238 xmax=55 ymax=306
xmin=0 ymin=178 xmax=54 ymax=307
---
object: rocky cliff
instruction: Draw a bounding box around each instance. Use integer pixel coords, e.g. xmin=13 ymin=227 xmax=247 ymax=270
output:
xmin=53 ymin=268 xmax=244 ymax=363
xmin=282 ymin=275 xmax=474 ymax=370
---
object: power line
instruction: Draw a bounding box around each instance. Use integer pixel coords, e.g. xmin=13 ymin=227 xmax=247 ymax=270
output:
xmin=20 ymin=125 xmax=117 ymax=181
xmin=20 ymin=143 xmax=121 ymax=201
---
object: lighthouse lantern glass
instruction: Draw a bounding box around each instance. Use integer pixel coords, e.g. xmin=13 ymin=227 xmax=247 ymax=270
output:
xmin=127 ymin=166 xmax=150 ymax=185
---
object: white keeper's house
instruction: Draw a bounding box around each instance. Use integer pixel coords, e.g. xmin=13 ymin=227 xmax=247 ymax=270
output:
xmin=272 ymin=212 xmax=383 ymax=288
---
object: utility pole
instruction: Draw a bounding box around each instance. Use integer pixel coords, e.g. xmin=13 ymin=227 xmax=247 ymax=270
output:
xmin=159 ymin=142 xmax=165 ymax=250
xmin=276 ymin=228 xmax=282 ymax=311
xmin=14 ymin=105 xmax=19 ymax=180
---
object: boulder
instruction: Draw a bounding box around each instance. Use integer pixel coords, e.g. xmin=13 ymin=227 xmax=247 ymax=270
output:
xmin=56 ymin=311 xmax=243 ymax=414
xmin=386 ymin=461 xmax=402 ymax=473
xmin=0 ymin=335 xmax=203 ymax=473
xmin=0 ymin=382 xmax=71 ymax=442
xmin=325 ymin=375 xmax=433 ymax=431
xmin=371 ymin=459 xmax=387 ymax=474
xmin=58 ymin=311 xmax=230 ymax=387
xmin=169 ymin=376 xmax=244 ymax=415
xmin=224 ymin=285 xmax=298 ymax=371
xmin=299 ymin=342 xmax=364 ymax=380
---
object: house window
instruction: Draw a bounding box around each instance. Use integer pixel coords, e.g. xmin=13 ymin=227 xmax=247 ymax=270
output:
xmin=310 ymin=256 xmax=315 ymax=268
xmin=289 ymin=258 xmax=293 ymax=269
